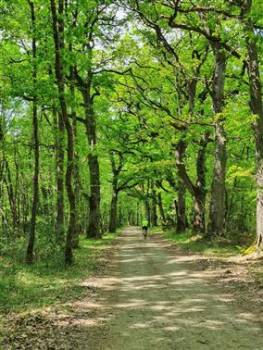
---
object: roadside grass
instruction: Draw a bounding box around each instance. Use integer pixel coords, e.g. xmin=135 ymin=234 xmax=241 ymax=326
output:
xmin=150 ymin=227 xmax=256 ymax=257
xmin=151 ymin=226 xmax=263 ymax=302
xmin=0 ymin=231 xmax=119 ymax=315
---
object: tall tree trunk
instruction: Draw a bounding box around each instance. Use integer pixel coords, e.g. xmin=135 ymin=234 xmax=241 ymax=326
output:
xmin=174 ymin=141 xmax=189 ymax=232
xmin=26 ymin=1 xmax=39 ymax=264
xmin=151 ymin=183 xmax=158 ymax=226
xmin=145 ymin=198 xmax=151 ymax=226
xmin=4 ymin=159 xmax=18 ymax=232
xmin=0 ymin=115 xmax=4 ymax=236
xmin=145 ymin=179 xmax=151 ymax=225
xmin=50 ymin=0 xmax=76 ymax=265
xmin=118 ymin=205 xmax=123 ymax=227
xmin=54 ymin=110 xmax=64 ymax=243
xmin=175 ymin=138 xmax=209 ymax=233
xmin=176 ymin=179 xmax=187 ymax=232
xmin=109 ymin=188 xmax=118 ymax=233
xmin=245 ymin=16 xmax=263 ymax=248
xmin=70 ymin=69 xmax=80 ymax=247
xmin=208 ymin=46 xmax=227 ymax=237
xmin=192 ymin=132 xmax=210 ymax=233
xmin=157 ymin=192 xmax=166 ymax=224
xmin=82 ymin=85 xmax=101 ymax=238
xmin=69 ymin=7 xmax=81 ymax=245
xmin=166 ymin=171 xmax=187 ymax=230
xmin=13 ymin=142 xmax=20 ymax=231
xmin=87 ymin=143 xmax=101 ymax=238
xmin=136 ymin=201 xmax=140 ymax=226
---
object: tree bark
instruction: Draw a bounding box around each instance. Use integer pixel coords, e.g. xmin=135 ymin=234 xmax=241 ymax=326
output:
xmin=54 ymin=110 xmax=64 ymax=243
xmin=109 ymin=153 xmax=121 ymax=233
xmin=177 ymin=179 xmax=187 ymax=232
xmin=208 ymin=46 xmax=227 ymax=237
xmin=26 ymin=1 xmax=39 ymax=264
xmin=136 ymin=201 xmax=140 ymax=226
xmin=50 ymin=0 xmax=76 ymax=265
xmin=145 ymin=179 xmax=151 ymax=225
xmin=151 ymin=183 xmax=158 ymax=226
xmin=245 ymin=16 xmax=263 ymax=248
xmin=87 ymin=152 xmax=101 ymax=238
xmin=145 ymin=198 xmax=151 ymax=226
xmin=13 ymin=142 xmax=21 ymax=231
xmin=192 ymin=132 xmax=210 ymax=232
xmin=81 ymin=83 xmax=101 ymax=238
xmin=109 ymin=189 xmax=118 ymax=233
xmin=175 ymin=141 xmax=205 ymax=232
xmin=165 ymin=172 xmax=187 ymax=230
xmin=0 ymin=115 xmax=4 ymax=236
xmin=4 ymin=158 xmax=19 ymax=232
xmin=157 ymin=192 xmax=166 ymax=224
xmin=69 ymin=48 xmax=81 ymax=247
xmin=175 ymin=135 xmax=210 ymax=233
xmin=71 ymin=77 xmax=80 ymax=247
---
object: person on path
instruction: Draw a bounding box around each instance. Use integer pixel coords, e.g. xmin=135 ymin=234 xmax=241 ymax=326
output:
xmin=142 ymin=219 xmax=149 ymax=239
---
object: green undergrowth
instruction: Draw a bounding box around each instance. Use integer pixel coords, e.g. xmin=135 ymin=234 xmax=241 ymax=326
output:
xmin=151 ymin=227 xmax=255 ymax=257
xmin=0 ymin=231 xmax=119 ymax=315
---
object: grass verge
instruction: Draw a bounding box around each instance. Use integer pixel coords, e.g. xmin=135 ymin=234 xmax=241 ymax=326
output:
xmin=0 ymin=231 xmax=119 ymax=315
xmin=151 ymin=227 xmax=255 ymax=257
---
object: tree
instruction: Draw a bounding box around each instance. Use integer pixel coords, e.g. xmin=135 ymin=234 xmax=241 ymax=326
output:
xmin=50 ymin=0 xmax=76 ymax=265
xmin=25 ymin=0 xmax=40 ymax=264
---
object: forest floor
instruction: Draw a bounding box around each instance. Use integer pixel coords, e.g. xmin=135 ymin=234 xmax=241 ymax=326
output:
xmin=1 ymin=227 xmax=263 ymax=349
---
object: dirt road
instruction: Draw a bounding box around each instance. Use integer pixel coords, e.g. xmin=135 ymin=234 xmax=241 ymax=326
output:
xmin=78 ymin=227 xmax=262 ymax=350
xmin=3 ymin=227 xmax=262 ymax=349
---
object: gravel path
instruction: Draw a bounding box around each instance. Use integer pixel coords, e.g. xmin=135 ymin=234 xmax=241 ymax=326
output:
xmin=81 ymin=227 xmax=262 ymax=350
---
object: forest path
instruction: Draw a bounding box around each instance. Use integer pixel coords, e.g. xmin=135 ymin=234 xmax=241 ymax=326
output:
xmin=76 ymin=226 xmax=262 ymax=350
xmin=3 ymin=227 xmax=262 ymax=349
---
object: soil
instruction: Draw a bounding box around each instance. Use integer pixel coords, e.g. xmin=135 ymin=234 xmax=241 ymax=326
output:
xmin=2 ymin=227 xmax=263 ymax=349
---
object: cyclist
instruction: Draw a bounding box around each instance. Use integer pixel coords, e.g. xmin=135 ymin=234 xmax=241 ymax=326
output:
xmin=142 ymin=219 xmax=149 ymax=239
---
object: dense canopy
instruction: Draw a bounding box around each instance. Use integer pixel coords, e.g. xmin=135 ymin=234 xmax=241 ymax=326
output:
xmin=0 ymin=0 xmax=263 ymax=265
